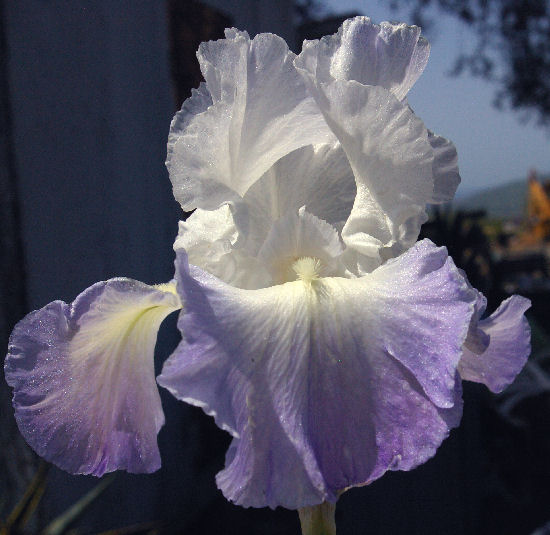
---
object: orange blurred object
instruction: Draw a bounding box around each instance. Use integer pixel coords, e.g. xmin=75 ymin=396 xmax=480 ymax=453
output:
xmin=512 ymin=170 xmax=550 ymax=249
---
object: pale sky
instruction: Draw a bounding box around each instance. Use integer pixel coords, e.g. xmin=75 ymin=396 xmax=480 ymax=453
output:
xmin=324 ymin=0 xmax=550 ymax=197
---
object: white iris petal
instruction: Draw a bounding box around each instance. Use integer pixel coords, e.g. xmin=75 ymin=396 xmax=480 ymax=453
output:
xmin=168 ymin=29 xmax=334 ymax=212
xmin=258 ymin=207 xmax=344 ymax=285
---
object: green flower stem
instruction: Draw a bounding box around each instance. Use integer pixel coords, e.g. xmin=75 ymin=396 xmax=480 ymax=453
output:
xmin=298 ymin=502 xmax=336 ymax=535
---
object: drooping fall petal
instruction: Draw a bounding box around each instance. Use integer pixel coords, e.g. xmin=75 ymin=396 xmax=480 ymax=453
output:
xmin=158 ymin=240 xmax=475 ymax=508
xmin=5 ymin=279 xmax=181 ymax=476
xmin=459 ymin=295 xmax=531 ymax=392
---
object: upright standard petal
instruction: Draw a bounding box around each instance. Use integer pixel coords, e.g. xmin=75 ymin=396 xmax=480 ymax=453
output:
xmin=459 ymin=295 xmax=531 ymax=393
xmin=242 ymin=143 xmax=356 ymax=242
xmin=174 ymin=204 xmax=270 ymax=290
xmin=297 ymin=16 xmax=430 ymax=101
xmin=158 ymin=240 xmax=475 ymax=509
xmin=5 ymin=279 xmax=181 ymax=476
xmin=292 ymin=73 xmax=434 ymax=271
xmin=168 ymin=29 xmax=334 ymax=211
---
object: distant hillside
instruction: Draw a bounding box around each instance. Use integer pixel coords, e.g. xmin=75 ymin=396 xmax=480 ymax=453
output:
xmin=455 ymin=178 xmax=531 ymax=220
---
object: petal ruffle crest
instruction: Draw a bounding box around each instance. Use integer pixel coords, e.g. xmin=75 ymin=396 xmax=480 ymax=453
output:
xmin=158 ymin=240 xmax=475 ymax=509
xmin=297 ymin=16 xmax=430 ymax=100
xmin=166 ymin=82 xmax=212 ymax=174
xmin=5 ymin=279 xmax=181 ymax=476
xmin=168 ymin=29 xmax=334 ymax=211
xmin=459 ymin=295 xmax=531 ymax=393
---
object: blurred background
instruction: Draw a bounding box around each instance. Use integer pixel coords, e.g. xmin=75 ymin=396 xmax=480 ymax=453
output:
xmin=1 ymin=1 xmax=549 ymax=534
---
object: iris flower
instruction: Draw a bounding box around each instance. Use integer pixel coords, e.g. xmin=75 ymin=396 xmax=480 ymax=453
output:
xmin=5 ymin=16 xmax=530 ymax=532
